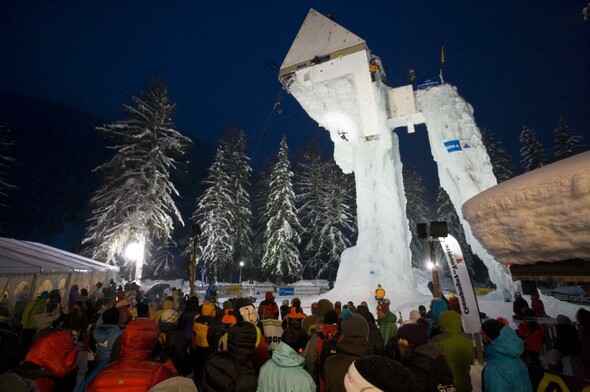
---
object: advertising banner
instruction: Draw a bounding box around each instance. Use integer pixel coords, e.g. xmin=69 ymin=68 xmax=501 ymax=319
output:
xmin=441 ymin=235 xmax=481 ymax=333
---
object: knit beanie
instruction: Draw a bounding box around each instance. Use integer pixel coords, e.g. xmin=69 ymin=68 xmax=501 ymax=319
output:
xmin=160 ymin=309 xmax=179 ymax=324
xmin=344 ymin=355 xmax=418 ymax=392
xmin=396 ymin=322 xmax=428 ymax=347
xmin=481 ymin=319 xmax=504 ymax=341
xmin=341 ymin=309 xmax=369 ymax=338
xmin=376 ymin=302 xmax=390 ymax=313
xmin=323 ymin=309 xmax=339 ymax=325
xmin=356 ymin=305 xmax=376 ymax=325
xmin=316 ymin=299 xmax=334 ymax=316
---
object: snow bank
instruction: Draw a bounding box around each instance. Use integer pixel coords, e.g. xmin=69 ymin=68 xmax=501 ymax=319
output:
xmin=463 ymin=151 xmax=590 ymax=265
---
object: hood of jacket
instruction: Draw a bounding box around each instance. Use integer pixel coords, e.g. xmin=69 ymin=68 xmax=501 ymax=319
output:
xmin=316 ymin=299 xmax=334 ymax=316
xmin=377 ymin=310 xmax=397 ymax=325
xmin=271 ymin=341 xmax=305 ymax=368
xmin=337 ymin=335 xmax=374 ymax=357
xmin=438 ymin=310 xmax=462 ymax=333
xmin=120 ymin=318 xmax=159 ymax=361
xmin=485 ymin=325 xmax=524 ymax=360
xmin=201 ymin=301 xmax=216 ymax=317
xmin=431 ymin=299 xmax=448 ymax=319
xmin=25 ymin=330 xmax=79 ymax=377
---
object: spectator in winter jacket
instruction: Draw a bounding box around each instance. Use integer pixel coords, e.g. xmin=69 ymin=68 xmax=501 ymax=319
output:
xmin=179 ymin=296 xmax=199 ymax=348
xmin=258 ymin=291 xmax=279 ymax=320
xmin=447 ymin=292 xmax=461 ymax=314
xmin=258 ymin=325 xmax=316 ymax=392
xmin=221 ymin=300 xmax=237 ymax=328
xmin=235 ymin=300 xmax=270 ymax=374
xmin=323 ymin=309 xmax=373 ymax=392
xmin=192 ymin=300 xmax=222 ymax=386
xmin=516 ymin=307 xmax=545 ymax=368
xmin=396 ymin=322 xmax=455 ymax=392
xmin=304 ymin=309 xmax=340 ymax=378
xmin=355 ymin=304 xmax=384 ymax=356
xmin=513 ymin=292 xmax=529 ymax=319
xmin=427 ymin=298 xmax=448 ymax=339
xmin=302 ymin=298 xmax=334 ymax=336
xmin=481 ymin=319 xmax=532 ymax=392
xmin=0 ymin=307 xmax=25 ymax=375
xmin=67 ymin=285 xmax=79 ymax=309
xmin=344 ymin=355 xmax=419 ymax=392
xmin=575 ymin=307 xmax=590 ymax=379
xmin=529 ymin=291 xmax=546 ymax=317
xmin=0 ymin=329 xmax=79 ymax=392
xmin=280 ymin=299 xmax=290 ymax=320
xmin=203 ymin=321 xmax=258 ymax=392
xmin=544 ymin=314 xmax=581 ymax=373
xmin=85 ymin=317 xmax=178 ymax=392
xmin=376 ymin=302 xmax=397 ymax=345
xmin=20 ymin=291 xmax=49 ymax=352
xmin=430 ymin=310 xmax=474 ymax=392
xmin=157 ymin=309 xmax=190 ymax=376
xmin=150 ymin=298 xmax=175 ymax=324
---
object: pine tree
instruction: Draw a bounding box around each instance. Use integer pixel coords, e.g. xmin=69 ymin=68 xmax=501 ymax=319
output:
xmin=519 ymin=126 xmax=548 ymax=172
xmin=315 ymin=160 xmax=356 ymax=280
xmin=251 ymin=155 xmax=276 ymax=281
xmin=261 ymin=137 xmax=302 ymax=283
xmin=296 ymin=140 xmax=356 ymax=280
xmin=192 ymin=147 xmax=235 ymax=282
xmin=554 ymin=116 xmax=584 ymax=161
xmin=481 ymin=128 xmax=514 ymax=183
xmin=83 ymin=77 xmax=190 ymax=280
xmin=403 ymin=164 xmax=432 ymax=268
xmin=191 ymin=123 xmax=252 ymax=282
xmin=223 ymin=124 xmax=253 ymax=276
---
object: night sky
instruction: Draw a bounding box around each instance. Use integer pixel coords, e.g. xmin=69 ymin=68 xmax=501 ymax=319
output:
xmin=1 ymin=2 xmax=588 ymax=171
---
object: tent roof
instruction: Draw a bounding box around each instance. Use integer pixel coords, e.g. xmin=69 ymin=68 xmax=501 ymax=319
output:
xmin=0 ymin=237 xmax=119 ymax=274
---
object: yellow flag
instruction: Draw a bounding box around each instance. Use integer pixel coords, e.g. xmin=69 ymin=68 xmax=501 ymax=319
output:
xmin=441 ymin=45 xmax=445 ymax=66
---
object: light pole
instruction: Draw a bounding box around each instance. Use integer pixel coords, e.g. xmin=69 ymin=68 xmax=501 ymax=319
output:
xmin=417 ymin=221 xmax=448 ymax=299
xmin=189 ymin=224 xmax=202 ymax=297
xmin=239 ymin=261 xmax=244 ymax=285
xmin=124 ymin=240 xmax=145 ymax=282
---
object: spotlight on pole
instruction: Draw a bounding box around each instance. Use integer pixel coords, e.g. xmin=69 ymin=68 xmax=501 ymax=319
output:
xmin=124 ymin=241 xmax=144 ymax=262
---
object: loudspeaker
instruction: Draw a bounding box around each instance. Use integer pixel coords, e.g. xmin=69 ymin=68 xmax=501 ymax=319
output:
xmin=429 ymin=221 xmax=448 ymax=238
xmin=417 ymin=223 xmax=428 ymax=239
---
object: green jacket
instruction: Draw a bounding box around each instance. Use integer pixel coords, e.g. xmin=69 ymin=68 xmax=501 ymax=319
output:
xmin=257 ymin=341 xmax=316 ymax=392
xmin=376 ymin=311 xmax=397 ymax=344
xmin=431 ymin=310 xmax=474 ymax=392
xmin=21 ymin=297 xmax=46 ymax=329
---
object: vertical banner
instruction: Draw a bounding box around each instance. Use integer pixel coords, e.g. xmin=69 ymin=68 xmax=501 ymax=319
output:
xmin=441 ymin=235 xmax=481 ymax=333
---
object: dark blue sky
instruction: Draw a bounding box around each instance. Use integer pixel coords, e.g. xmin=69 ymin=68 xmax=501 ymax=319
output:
xmin=1 ymin=2 xmax=588 ymax=170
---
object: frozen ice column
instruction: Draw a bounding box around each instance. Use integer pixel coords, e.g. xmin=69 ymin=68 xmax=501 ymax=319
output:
xmin=279 ymin=9 xmax=420 ymax=303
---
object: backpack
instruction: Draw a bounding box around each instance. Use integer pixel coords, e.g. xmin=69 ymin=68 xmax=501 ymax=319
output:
xmin=314 ymin=330 xmax=342 ymax=383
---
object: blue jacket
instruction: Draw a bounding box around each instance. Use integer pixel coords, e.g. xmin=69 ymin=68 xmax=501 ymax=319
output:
xmin=93 ymin=317 xmax=124 ymax=365
xmin=483 ymin=326 xmax=532 ymax=392
xmin=257 ymin=341 xmax=316 ymax=392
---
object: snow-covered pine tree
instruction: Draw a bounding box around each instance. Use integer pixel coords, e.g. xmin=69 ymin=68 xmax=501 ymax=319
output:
xmin=481 ymin=128 xmax=514 ymax=183
xmin=222 ymin=123 xmax=253 ymax=278
xmin=192 ymin=146 xmax=235 ymax=282
xmin=554 ymin=116 xmax=584 ymax=161
xmin=403 ymin=164 xmax=432 ymax=268
xmin=519 ymin=126 xmax=548 ymax=172
xmin=435 ymin=187 xmax=488 ymax=283
xmin=296 ymin=139 xmax=326 ymax=278
xmin=314 ymin=160 xmax=356 ymax=280
xmin=251 ymin=155 xmax=276 ymax=281
xmin=261 ymin=137 xmax=303 ymax=284
xmin=83 ymin=77 xmax=190 ymax=280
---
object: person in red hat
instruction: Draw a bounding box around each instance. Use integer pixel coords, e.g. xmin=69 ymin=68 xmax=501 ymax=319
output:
xmin=376 ymin=302 xmax=397 ymax=345
xmin=258 ymin=291 xmax=279 ymax=320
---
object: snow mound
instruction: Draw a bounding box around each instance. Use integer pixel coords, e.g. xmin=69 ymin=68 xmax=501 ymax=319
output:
xmin=462 ymin=151 xmax=590 ymax=265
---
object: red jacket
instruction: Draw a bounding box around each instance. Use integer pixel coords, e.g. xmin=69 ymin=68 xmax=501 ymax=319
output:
xmin=24 ymin=330 xmax=79 ymax=392
xmin=517 ymin=321 xmax=545 ymax=353
xmin=86 ymin=318 xmax=178 ymax=392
